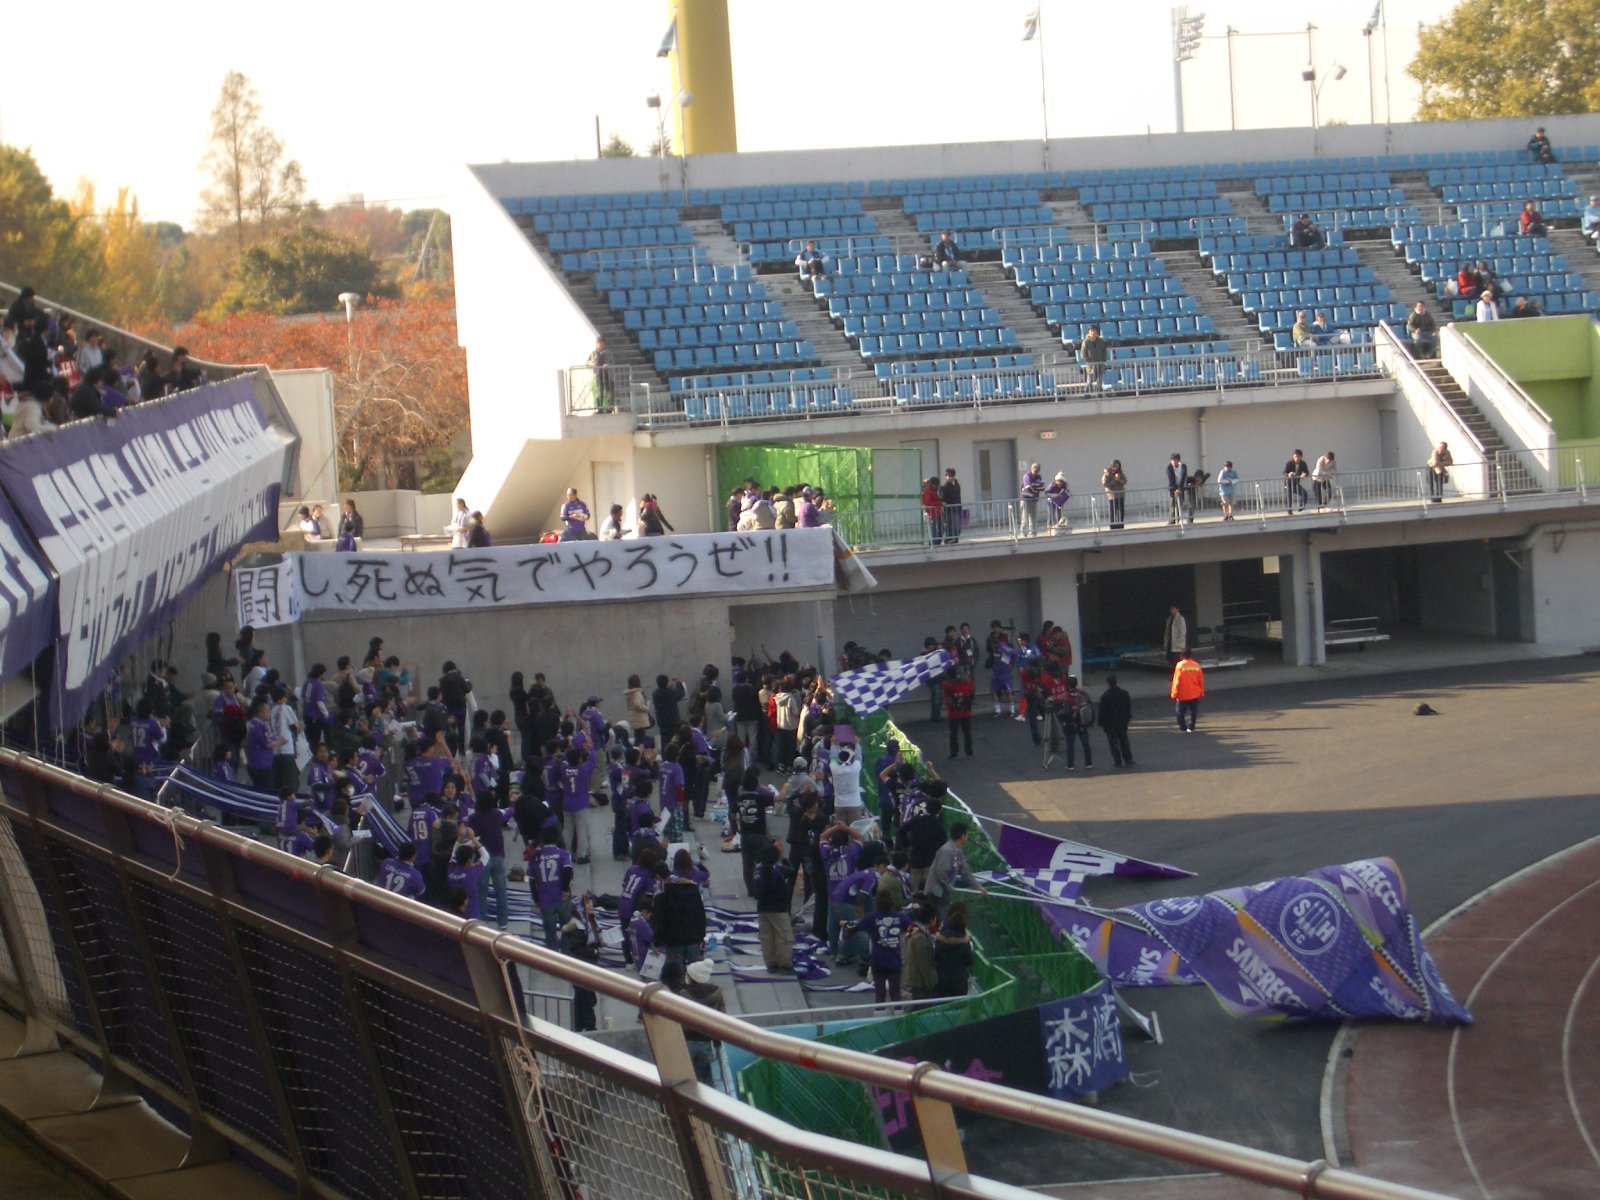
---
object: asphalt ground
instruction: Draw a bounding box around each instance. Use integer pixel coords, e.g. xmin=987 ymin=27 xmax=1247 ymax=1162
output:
xmin=896 ymin=654 xmax=1600 ymax=1189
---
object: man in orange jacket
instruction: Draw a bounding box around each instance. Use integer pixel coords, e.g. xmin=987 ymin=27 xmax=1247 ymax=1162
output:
xmin=1170 ymin=650 xmax=1205 ymax=733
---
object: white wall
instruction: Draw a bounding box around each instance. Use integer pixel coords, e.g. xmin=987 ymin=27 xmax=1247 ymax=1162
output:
xmin=1440 ymin=325 xmax=1557 ymax=461
xmin=270 ymin=368 xmax=338 ymax=502
xmin=1529 ymin=523 xmax=1600 ymax=647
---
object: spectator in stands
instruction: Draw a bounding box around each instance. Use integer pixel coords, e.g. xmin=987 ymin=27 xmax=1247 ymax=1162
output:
xmin=1527 ymin=127 xmax=1556 ymax=165
xmin=447 ymin=497 xmax=472 ymax=547
xmin=1475 ymin=289 xmax=1499 ymax=322
xmin=167 ymin=346 xmax=204 ymax=392
xmin=295 ymin=506 xmax=318 ymax=536
xmin=1290 ymin=214 xmax=1325 ymax=250
xmin=69 ymin=366 xmax=117 ymax=420
xmin=600 ymin=503 xmax=628 ymax=539
xmin=467 ymin=511 xmax=491 ymax=547
xmin=1283 ymin=449 xmax=1310 ymax=515
xmin=338 ymin=499 xmax=364 ymax=550
xmin=76 ymin=329 xmax=104 ymax=377
xmin=1291 ymin=311 xmax=1314 ymax=346
xmin=1455 ymin=262 xmax=1480 ymax=300
xmin=4 ymin=287 xmax=41 ymax=329
xmin=587 ymin=337 xmax=611 ymax=410
xmin=1165 ymin=452 xmax=1190 ymax=525
xmin=937 ymin=468 xmax=962 ymax=544
xmin=559 ymin=487 xmax=591 ymax=540
xmin=11 ymin=382 xmax=51 ymax=438
xmin=1509 ymin=296 xmax=1531 ymax=318
xmin=1101 ymin=459 xmax=1127 ymax=530
xmin=1427 ymin=441 xmax=1452 ymax=503
xmin=1406 ymin=302 xmax=1438 ymax=359
xmin=932 ymin=231 xmax=961 ymax=273
xmin=1311 ymin=451 xmax=1337 ymax=512
xmin=1518 ymin=201 xmax=1546 ymax=237
xmin=638 ymin=493 xmax=674 ymax=536
xmin=794 ymin=240 xmax=827 ymax=281
xmin=136 ymin=350 xmax=166 ymax=402
xmin=13 ymin=312 xmax=51 ymax=392
xmin=1080 ymin=324 xmax=1108 ymax=393
xmin=921 ymin=476 xmax=944 ymax=543
xmin=1309 ymin=312 xmax=1334 ymax=346
xmin=1216 ymin=461 xmax=1238 ymax=522
xmin=1045 ymin=472 xmax=1071 ymax=530
xmin=725 ymin=486 xmax=744 ymax=531
xmin=1584 ymin=196 xmax=1600 ymax=246
xmin=1019 ymin=462 xmax=1044 ymax=536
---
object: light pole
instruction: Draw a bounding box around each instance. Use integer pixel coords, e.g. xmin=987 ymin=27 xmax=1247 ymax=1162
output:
xmin=646 ymin=90 xmax=694 ymax=200
xmin=1171 ymin=7 xmax=1205 ymax=133
xmin=1303 ymin=62 xmax=1348 ymax=132
xmin=338 ymin=291 xmax=359 ymax=374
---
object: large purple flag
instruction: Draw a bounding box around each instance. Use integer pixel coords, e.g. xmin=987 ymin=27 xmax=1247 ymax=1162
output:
xmin=0 ymin=499 xmax=55 ymax=679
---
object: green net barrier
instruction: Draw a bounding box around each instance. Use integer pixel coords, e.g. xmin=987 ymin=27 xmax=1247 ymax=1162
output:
xmin=734 ymin=707 xmax=1101 ymax=1146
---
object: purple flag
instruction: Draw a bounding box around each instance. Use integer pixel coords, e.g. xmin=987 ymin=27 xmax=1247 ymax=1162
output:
xmin=0 ymin=498 xmax=55 ymax=679
xmin=993 ymin=822 xmax=1191 ymax=879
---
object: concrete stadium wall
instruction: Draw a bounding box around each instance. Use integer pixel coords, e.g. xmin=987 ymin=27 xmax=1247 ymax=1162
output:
xmin=1529 ymin=522 xmax=1600 ymax=647
xmin=270 ymin=369 xmax=338 ymax=503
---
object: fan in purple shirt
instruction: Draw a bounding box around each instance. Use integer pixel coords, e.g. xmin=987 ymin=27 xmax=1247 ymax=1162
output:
xmin=379 ymin=843 xmax=426 ymax=898
xmin=629 ymin=901 xmax=655 ymax=973
xmin=406 ymin=748 xmax=454 ymax=808
xmin=305 ymin=746 xmax=336 ymax=810
xmin=559 ymin=490 xmax=591 ymax=539
xmin=445 ymin=845 xmax=486 ymax=920
xmin=470 ymin=740 xmax=498 ymax=798
xmin=580 ymin=699 xmax=609 ymax=749
xmin=857 ymin=891 xmax=912 ymax=1003
xmin=528 ymin=828 xmax=574 ymax=948
xmin=408 ymin=796 xmax=440 ymax=867
xmin=617 ymin=847 xmax=660 ymax=956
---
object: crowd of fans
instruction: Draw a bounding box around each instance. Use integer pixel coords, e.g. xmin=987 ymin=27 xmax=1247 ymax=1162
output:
xmin=0 ymin=287 xmax=205 ymax=437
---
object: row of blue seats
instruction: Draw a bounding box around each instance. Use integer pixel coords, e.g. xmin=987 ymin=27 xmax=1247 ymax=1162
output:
xmin=1422 ymin=254 xmax=1568 ymax=278
xmin=884 ymin=174 xmax=1063 ymax=194
xmin=683 ymin=386 xmax=853 ymax=422
xmin=1296 ymin=353 xmax=1379 ymax=378
xmin=1451 ymin=292 xmax=1600 ymax=316
xmin=691 ymin=183 xmax=868 ymax=205
xmin=860 ymin=329 xmax=1021 ymax=358
xmin=1393 ymin=222 xmax=1548 ymax=245
xmin=893 ymin=374 xmax=1064 ymax=404
xmin=816 ymin=272 xmax=970 ymax=296
xmin=826 ymin=290 xmax=987 ymax=316
xmin=640 ymin=322 xmax=799 ymax=351
xmin=1254 ymin=173 xmax=1392 ymax=193
xmin=909 ymin=208 xmax=1054 ymax=232
xmin=604 ymin=283 xmax=766 ymax=309
xmin=561 ymin=248 xmax=701 ymax=273
xmin=622 ymin=302 xmax=784 ymax=329
xmin=748 ymin=237 xmax=892 ymax=264
xmin=904 ymin=190 xmax=1040 ymax=212
xmin=1069 ymin=164 xmax=1234 ymax=185
xmin=1078 ymin=181 xmax=1219 ymax=203
xmin=1265 ymin=189 xmax=1406 ymax=211
xmin=1027 ymin=278 xmax=1187 ymax=303
xmin=1225 ymin=268 xmax=1380 ymax=291
xmin=530 ymin=208 xmax=678 ymax=232
xmin=1285 ymin=207 xmax=1420 ymax=229
xmin=1041 ymin=298 xmax=1201 ymax=324
xmin=1430 ymin=271 xmax=1591 ymax=295
xmin=1257 ymin=305 xmax=1408 ymax=331
xmin=1108 ymin=339 xmax=1232 ymax=360
xmin=1057 ymin=315 xmax=1217 ymax=342
xmin=669 ymin=367 xmax=837 ymax=395
xmin=1271 ymin=329 xmax=1378 ymax=351
xmin=1085 ymin=360 xmax=1265 ymax=391
xmin=1015 ymin=260 xmax=1169 ymax=285
xmin=594 ymin=264 xmax=749 ymax=290
xmin=1002 ymin=241 xmax=1151 ymax=267
xmin=1240 ymin=287 xmax=1393 ymax=311
xmin=507 ymin=193 xmax=680 ymax=215
xmin=1209 ymin=247 xmax=1362 ymax=273
xmin=1440 ymin=280 xmax=1597 ymax=306
xmin=653 ymin=341 xmax=815 ymax=373
xmin=548 ymin=226 xmax=691 ymax=252
xmin=1404 ymin=237 xmax=1547 ymax=265
xmin=731 ymin=217 xmax=878 ymax=241
xmin=1106 ymin=217 xmax=1250 ymax=241
xmin=1452 ymin=200 xmax=1571 ymax=224
xmin=843 ymin=310 xmax=1004 ymax=337
xmin=1088 ymin=198 xmax=1232 ymax=220
xmin=1440 ymin=180 xmax=1576 ymax=202
xmin=720 ymin=199 xmax=863 ymax=221
xmin=1200 ymin=232 xmax=1348 ymax=256
xmin=874 ymin=354 xmax=1033 ymax=380
xmin=1428 ymin=164 xmax=1568 ymax=185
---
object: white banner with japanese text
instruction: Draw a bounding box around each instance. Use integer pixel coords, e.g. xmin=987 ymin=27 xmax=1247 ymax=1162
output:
xmin=234 ymin=560 xmax=303 ymax=629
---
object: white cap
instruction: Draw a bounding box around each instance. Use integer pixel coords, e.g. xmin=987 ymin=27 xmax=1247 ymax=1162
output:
xmin=686 ymin=959 xmax=714 ymax=984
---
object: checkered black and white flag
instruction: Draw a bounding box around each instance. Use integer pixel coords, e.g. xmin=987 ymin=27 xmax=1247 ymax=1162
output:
xmin=831 ymin=648 xmax=952 ymax=716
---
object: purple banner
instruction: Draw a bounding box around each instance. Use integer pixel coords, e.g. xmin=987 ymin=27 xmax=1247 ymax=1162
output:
xmin=1038 ymin=980 xmax=1128 ymax=1099
xmin=993 ymin=821 xmax=1191 ymax=879
xmin=1119 ymin=859 xmax=1472 ymax=1026
xmin=0 ymin=378 xmax=285 ymax=728
xmin=0 ymin=498 xmax=55 ymax=679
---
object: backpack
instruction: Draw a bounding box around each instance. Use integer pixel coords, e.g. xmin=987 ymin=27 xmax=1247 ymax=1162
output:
xmin=1074 ymin=691 xmax=1096 ymax=729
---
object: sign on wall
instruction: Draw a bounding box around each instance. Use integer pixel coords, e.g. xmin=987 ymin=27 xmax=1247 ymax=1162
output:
xmin=0 ymin=379 xmax=286 ymax=726
xmin=288 ymin=527 xmax=836 ymax=617
xmin=235 ymin=560 xmax=302 ymax=630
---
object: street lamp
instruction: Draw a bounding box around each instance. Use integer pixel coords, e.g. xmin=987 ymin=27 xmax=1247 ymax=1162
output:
xmin=337 ymin=291 xmax=359 ymax=373
xmin=646 ymin=90 xmax=694 ymax=199
xmin=1171 ymin=7 xmax=1205 ymax=133
xmin=1304 ymin=62 xmax=1347 ymax=132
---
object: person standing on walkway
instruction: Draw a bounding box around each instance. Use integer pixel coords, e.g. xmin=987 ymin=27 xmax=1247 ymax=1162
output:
xmin=446 ymin=497 xmax=472 ymax=548
xmin=1019 ymin=462 xmax=1045 ymax=536
xmin=1216 ymin=460 xmax=1239 ymax=522
xmin=1427 ymin=442 xmax=1452 ymax=503
xmin=1166 ymin=453 xmax=1192 ymax=525
xmin=1312 ymin=451 xmax=1337 ymax=512
xmin=1162 ymin=605 xmax=1188 ymax=665
xmin=1097 ymin=673 xmax=1134 ymax=767
xmin=938 ymin=468 xmax=963 ymax=544
xmin=1101 ymin=460 xmax=1127 ymax=530
xmin=1170 ymin=650 xmax=1205 ymax=734
xmin=1283 ymin=449 xmax=1310 ymax=515
xmin=943 ymin=667 xmax=975 ymax=759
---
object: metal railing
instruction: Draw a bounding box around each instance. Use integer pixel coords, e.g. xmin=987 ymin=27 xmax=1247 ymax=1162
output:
xmin=835 ymin=450 xmax=1592 ymax=551
xmin=0 ymin=749 xmax=1460 ymax=1200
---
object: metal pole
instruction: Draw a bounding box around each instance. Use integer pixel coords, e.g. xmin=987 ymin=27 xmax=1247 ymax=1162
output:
xmin=1173 ymin=56 xmax=1185 ymax=133
xmin=1306 ymin=24 xmax=1317 ymax=128
xmin=1226 ymin=27 xmax=1238 ymax=130
xmin=1365 ymin=31 xmax=1376 ymax=124
xmin=1037 ymin=4 xmax=1051 ymax=171
xmin=1381 ymin=14 xmax=1394 ymax=123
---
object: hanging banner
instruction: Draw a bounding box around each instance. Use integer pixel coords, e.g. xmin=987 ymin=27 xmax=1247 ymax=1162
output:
xmin=291 ymin=527 xmax=836 ymax=614
xmin=1038 ymin=979 xmax=1129 ymax=1100
xmin=0 ymin=500 xmax=56 ymax=679
xmin=234 ymin=560 xmax=301 ymax=629
xmin=0 ymin=378 xmax=286 ymax=727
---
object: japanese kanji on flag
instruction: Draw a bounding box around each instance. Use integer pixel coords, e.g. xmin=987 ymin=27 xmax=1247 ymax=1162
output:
xmin=831 ymin=648 xmax=953 ymax=717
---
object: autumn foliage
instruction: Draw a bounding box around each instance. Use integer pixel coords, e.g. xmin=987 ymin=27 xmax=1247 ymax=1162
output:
xmin=170 ymin=295 xmax=467 ymax=492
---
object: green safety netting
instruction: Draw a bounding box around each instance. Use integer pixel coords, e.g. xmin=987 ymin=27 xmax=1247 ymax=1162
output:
xmin=735 ymin=708 xmax=1102 ymax=1147
xmin=715 ymin=444 xmax=922 ymax=517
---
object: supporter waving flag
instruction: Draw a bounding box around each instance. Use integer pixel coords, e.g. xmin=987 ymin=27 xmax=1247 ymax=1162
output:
xmin=831 ymin=649 xmax=953 ymax=717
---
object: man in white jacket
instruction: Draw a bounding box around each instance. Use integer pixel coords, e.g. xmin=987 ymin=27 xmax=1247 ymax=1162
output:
xmin=1163 ymin=605 xmax=1188 ymax=665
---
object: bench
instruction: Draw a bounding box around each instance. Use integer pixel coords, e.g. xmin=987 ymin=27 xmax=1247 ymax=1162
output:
xmin=1324 ymin=616 xmax=1389 ymax=649
xmin=400 ymin=534 xmax=452 ymax=552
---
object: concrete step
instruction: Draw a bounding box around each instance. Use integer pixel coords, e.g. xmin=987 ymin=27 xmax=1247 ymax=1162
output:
xmin=1547 ymin=227 xmax=1600 ymax=300
xmin=963 ymin=262 xmax=1068 ymax=358
xmin=1351 ymin=238 xmax=1451 ymax=320
xmin=1155 ymin=248 xmax=1268 ymax=349
xmin=759 ymin=274 xmax=862 ymax=371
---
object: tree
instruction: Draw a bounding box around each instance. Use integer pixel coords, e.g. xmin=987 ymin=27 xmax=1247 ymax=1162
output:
xmin=100 ymin=188 xmax=166 ymax=327
xmin=0 ymin=146 xmax=108 ymax=313
xmin=199 ymin=71 xmax=306 ymax=253
xmin=214 ymin=225 xmax=388 ymax=316
xmin=1408 ymin=0 xmax=1600 ymax=120
xmin=599 ymin=134 xmax=637 ymax=158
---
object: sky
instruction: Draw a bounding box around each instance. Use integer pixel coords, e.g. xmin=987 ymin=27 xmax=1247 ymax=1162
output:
xmin=1 ymin=0 xmax=1458 ymax=227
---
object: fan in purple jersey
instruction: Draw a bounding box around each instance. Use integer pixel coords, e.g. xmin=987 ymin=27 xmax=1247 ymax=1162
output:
xmin=406 ymin=743 xmax=454 ymax=809
xmin=528 ymin=827 xmax=574 ymax=949
xmin=446 ymin=844 xmax=486 ymax=920
xmin=408 ymin=795 xmax=441 ymax=869
xmin=617 ymin=846 xmax=661 ymax=958
xmin=304 ymin=744 xmax=336 ymax=810
xmin=629 ymin=896 xmax=656 ymax=973
xmin=854 ymin=890 xmax=912 ymax=1006
xmin=379 ymin=842 xmax=426 ymax=899
xmin=559 ymin=746 xmax=595 ymax=864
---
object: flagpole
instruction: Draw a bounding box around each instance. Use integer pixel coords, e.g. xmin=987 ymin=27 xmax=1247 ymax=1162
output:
xmin=1037 ymin=5 xmax=1051 ymax=173
xmin=1381 ymin=8 xmax=1393 ymax=124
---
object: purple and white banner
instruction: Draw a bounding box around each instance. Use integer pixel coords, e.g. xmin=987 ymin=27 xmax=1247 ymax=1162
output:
xmin=1117 ymin=858 xmax=1472 ymax=1025
xmin=0 ymin=378 xmax=286 ymax=727
xmin=291 ymin=527 xmax=835 ymax=615
xmin=1039 ymin=980 xmax=1129 ymax=1099
xmin=993 ymin=822 xmax=1191 ymax=883
xmin=0 ymin=499 xmax=55 ymax=679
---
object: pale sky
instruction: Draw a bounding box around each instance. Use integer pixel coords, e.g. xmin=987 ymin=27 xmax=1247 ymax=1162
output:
xmin=2 ymin=0 xmax=1455 ymax=227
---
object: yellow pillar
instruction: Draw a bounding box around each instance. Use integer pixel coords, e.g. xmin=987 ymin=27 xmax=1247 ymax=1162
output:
xmin=668 ymin=0 xmax=738 ymax=155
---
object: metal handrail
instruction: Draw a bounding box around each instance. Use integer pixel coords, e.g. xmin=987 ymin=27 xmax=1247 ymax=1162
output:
xmin=1374 ymin=321 xmax=1489 ymax=459
xmin=0 ymin=747 xmax=1457 ymax=1200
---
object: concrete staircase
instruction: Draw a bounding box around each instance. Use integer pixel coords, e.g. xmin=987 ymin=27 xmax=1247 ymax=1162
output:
xmin=963 ymin=261 xmax=1064 ymax=360
xmin=562 ymin=276 xmax=667 ymax=391
xmin=1415 ymin=361 xmax=1537 ymax=495
xmin=1155 ymin=249 xmax=1267 ymax=349
xmin=1353 ymin=238 xmax=1451 ymax=321
xmin=1548 ymin=227 xmax=1600 ymax=302
xmin=759 ymin=273 xmax=863 ymax=373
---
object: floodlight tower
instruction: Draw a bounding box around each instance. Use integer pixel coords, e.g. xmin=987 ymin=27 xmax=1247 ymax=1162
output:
xmin=661 ymin=0 xmax=737 ymax=154
xmin=1171 ymin=7 xmax=1205 ymax=134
